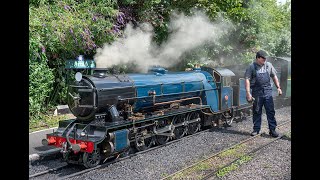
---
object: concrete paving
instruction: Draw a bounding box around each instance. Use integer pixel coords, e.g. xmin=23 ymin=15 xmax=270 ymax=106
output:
xmin=29 ymin=127 xmax=58 ymax=155
xmin=29 ymin=127 xmax=67 ymax=163
xmin=29 ymin=111 xmax=76 ymax=162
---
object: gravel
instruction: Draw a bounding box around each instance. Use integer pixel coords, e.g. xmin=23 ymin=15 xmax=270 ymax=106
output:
xmin=220 ymin=137 xmax=291 ymax=180
xmin=63 ymin=106 xmax=291 ymax=180
xmin=29 ymin=159 xmax=84 ymax=180
xmin=29 ymin=159 xmax=67 ymax=176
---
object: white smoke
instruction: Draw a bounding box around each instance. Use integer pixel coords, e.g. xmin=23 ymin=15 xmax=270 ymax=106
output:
xmin=94 ymin=11 xmax=231 ymax=72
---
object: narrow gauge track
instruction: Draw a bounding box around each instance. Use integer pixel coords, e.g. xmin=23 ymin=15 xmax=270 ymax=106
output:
xmin=29 ymin=115 xmax=239 ymax=180
xmin=161 ymin=120 xmax=291 ymax=180
xmin=201 ymin=132 xmax=290 ymax=180
xmin=29 ymin=114 xmax=289 ymax=180
xmin=29 ymin=164 xmax=68 ymax=178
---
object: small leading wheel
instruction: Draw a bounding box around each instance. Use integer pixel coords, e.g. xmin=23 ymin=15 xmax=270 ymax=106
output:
xmin=172 ymin=114 xmax=187 ymax=139
xmin=225 ymin=118 xmax=233 ymax=127
xmin=223 ymin=111 xmax=234 ymax=127
xmin=83 ymin=148 xmax=101 ymax=168
xmin=135 ymin=131 xmax=154 ymax=151
xmin=240 ymin=111 xmax=247 ymax=121
xmin=186 ymin=112 xmax=201 ymax=135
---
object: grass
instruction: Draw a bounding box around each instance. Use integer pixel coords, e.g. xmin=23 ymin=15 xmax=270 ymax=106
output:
xmin=29 ymin=114 xmax=75 ymax=133
xmin=220 ymin=144 xmax=245 ymax=158
xmin=167 ymin=171 xmax=184 ymax=180
xmin=216 ymin=155 xmax=253 ymax=177
xmin=284 ymin=131 xmax=291 ymax=138
xmin=193 ymin=161 xmax=212 ymax=171
xmin=160 ymin=172 xmax=169 ymax=178
xmin=166 ymin=160 xmax=211 ymax=180
xmin=168 ymin=144 xmax=248 ymax=179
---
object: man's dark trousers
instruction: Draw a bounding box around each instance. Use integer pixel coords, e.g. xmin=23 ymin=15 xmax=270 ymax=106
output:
xmin=252 ymin=95 xmax=277 ymax=132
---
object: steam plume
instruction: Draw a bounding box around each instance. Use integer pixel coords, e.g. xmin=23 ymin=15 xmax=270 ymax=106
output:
xmin=94 ymin=11 xmax=231 ymax=72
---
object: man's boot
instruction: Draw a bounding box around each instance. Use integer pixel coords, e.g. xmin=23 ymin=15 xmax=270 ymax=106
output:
xmin=269 ymin=129 xmax=279 ymax=137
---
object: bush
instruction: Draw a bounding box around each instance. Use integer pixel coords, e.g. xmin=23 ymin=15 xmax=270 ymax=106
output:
xmin=29 ymin=0 xmax=119 ymax=124
xmin=29 ymin=37 xmax=54 ymax=119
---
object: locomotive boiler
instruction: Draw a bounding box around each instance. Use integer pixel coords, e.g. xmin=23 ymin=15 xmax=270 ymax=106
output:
xmin=67 ymin=67 xmax=216 ymax=122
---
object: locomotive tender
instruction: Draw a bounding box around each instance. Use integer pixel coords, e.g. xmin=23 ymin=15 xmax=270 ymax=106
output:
xmin=42 ymin=57 xmax=290 ymax=168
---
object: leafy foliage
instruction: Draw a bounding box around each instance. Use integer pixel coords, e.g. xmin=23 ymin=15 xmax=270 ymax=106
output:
xmin=29 ymin=0 xmax=118 ymax=122
xmin=29 ymin=37 xmax=54 ymax=119
xmin=246 ymin=0 xmax=291 ymax=57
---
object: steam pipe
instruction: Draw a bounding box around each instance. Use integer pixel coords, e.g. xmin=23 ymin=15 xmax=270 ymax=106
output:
xmin=66 ymin=123 xmax=77 ymax=147
xmin=154 ymin=97 xmax=202 ymax=106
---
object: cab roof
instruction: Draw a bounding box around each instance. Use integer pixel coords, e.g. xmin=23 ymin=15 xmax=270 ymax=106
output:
xmin=213 ymin=67 xmax=235 ymax=77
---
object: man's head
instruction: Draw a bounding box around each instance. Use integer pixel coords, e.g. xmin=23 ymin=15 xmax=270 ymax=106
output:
xmin=255 ymin=50 xmax=268 ymax=65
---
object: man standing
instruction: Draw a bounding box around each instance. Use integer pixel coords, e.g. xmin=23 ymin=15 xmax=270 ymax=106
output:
xmin=244 ymin=50 xmax=282 ymax=137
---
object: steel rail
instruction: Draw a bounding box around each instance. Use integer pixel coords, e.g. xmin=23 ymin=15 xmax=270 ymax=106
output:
xmin=35 ymin=122 xmax=218 ymax=180
xmin=161 ymin=119 xmax=291 ymax=180
xmin=201 ymin=130 xmax=290 ymax=180
xmin=57 ymin=125 xmax=217 ymax=180
xmin=29 ymin=112 xmax=230 ymax=179
xmin=29 ymin=114 xmax=255 ymax=179
xmin=29 ymin=164 xmax=68 ymax=178
xmin=29 ymin=106 xmax=288 ymax=179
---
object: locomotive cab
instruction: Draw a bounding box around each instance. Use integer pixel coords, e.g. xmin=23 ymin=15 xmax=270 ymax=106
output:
xmin=212 ymin=68 xmax=235 ymax=110
xmin=223 ymin=64 xmax=252 ymax=107
xmin=201 ymin=66 xmax=235 ymax=110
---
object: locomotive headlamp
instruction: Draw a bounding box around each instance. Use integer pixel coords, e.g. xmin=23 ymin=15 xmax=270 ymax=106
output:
xmin=75 ymin=72 xmax=82 ymax=82
xmin=78 ymin=55 xmax=84 ymax=61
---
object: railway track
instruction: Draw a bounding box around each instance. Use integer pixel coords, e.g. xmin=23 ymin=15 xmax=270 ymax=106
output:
xmin=29 ymin=164 xmax=68 ymax=178
xmin=29 ymin=116 xmax=290 ymax=180
xmin=29 ymin=116 xmax=236 ymax=179
xmin=161 ymin=120 xmax=291 ymax=180
xmin=201 ymin=132 xmax=289 ymax=180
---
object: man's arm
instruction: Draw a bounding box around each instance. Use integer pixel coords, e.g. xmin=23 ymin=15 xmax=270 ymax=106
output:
xmin=272 ymin=75 xmax=280 ymax=89
xmin=245 ymin=78 xmax=252 ymax=101
xmin=272 ymin=75 xmax=282 ymax=95
xmin=245 ymin=78 xmax=251 ymax=93
xmin=244 ymin=66 xmax=253 ymax=101
xmin=269 ymin=63 xmax=282 ymax=95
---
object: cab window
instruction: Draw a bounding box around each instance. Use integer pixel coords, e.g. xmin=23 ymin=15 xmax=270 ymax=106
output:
xmin=223 ymin=76 xmax=232 ymax=87
xmin=213 ymin=71 xmax=220 ymax=83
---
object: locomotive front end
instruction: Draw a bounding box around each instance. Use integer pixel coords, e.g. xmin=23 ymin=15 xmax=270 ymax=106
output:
xmin=67 ymin=69 xmax=136 ymax=121
xmin=68 ymin=72 xmax=97 ymax=121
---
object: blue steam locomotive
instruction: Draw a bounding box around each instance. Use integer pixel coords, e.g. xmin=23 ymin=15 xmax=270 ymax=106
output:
xmin=42 ymin=57 xmax=290 ymax=168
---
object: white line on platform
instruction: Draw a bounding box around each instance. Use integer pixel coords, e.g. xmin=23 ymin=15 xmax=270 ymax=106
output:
xmin=29 ymin=127 xmax=58 ymax=134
